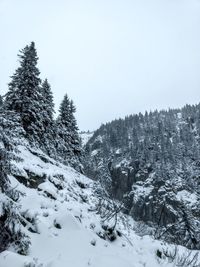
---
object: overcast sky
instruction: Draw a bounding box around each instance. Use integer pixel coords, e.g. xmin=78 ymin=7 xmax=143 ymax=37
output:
xmin=0 ymin=0 xmax=200 ymax=131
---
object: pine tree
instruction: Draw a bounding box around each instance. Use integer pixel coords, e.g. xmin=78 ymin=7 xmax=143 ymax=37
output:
xmin=69 ymin=100 xmax=81 ymax=156
xmin=0 ymin=114 xmax=29 ymax=254
xmin=4 ymin=42 xmax=43 ymax=143
xmin=58 ymin=94 xmax=71 ymax=126
xmin=56 ymin=94 xmax=81 ymax=166
xmin=56 ymin=94 xmax=73 ymax=160
xmin=41 ymin=79 xmax=55 ymax=121
xmin=39 ymin=79 xmax=56 ymax=154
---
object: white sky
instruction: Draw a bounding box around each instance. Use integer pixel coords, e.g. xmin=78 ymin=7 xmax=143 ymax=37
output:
xmin=0 ymin=0 xmax=200 ymax=131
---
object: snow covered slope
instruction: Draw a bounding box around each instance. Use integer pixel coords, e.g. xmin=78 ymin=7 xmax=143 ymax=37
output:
xmin=0 ymin=145 xmax=199 ymax=267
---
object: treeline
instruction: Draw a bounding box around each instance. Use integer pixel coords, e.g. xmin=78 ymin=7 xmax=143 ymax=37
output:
xmin=1 ymin=42 xmax=81 ymax=168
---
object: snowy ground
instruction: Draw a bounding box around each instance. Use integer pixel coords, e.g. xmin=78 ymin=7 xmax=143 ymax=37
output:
xmin=0 ymin=145 xmax=199 ymax=267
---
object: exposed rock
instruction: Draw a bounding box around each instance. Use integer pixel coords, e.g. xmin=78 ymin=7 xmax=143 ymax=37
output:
xmin=14 ymin=171 xmax=46 ymax=188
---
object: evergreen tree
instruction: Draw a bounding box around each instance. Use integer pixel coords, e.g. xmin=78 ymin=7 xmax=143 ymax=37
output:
xmin=39 ymin=79 xmax=56 ymax=154
xmin=0 ymin=114 xmax=29 ymax=254
xmin=56 ymin=94 xmax=81 ymax=166
xmin=69 ymin=100 xmax=81 ymax=156
xmin=41 ymin=79 xmax=55 ymax=121
xmin=58 ymin=94 xmax=71 ymax=126
xmin=56 ymin=94 xmax=74 ymax=160
xmin=4 ymin=42 xmax=43 ymax=143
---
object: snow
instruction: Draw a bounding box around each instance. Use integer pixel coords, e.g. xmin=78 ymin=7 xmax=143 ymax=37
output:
xmin=133 ymin=184 xmax=154 ymax=202
xmin=0 ymin=145 xmax=199 ymax=267
xmin=176 ymin=190 xmax=198 ymax=206
xmin=115 ymin=149 xmax=122 ymax=155
xmin=177 ymin=113 xmax=182 ymax=119
xmin=91 ymin=149 xmax=99 ymax=157
xmin=80 ymin=132 xmax=93 ymax=146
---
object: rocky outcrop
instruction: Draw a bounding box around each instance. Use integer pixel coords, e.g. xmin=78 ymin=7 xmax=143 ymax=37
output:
xmin=108 ymin=161 xmax=200 ymax=249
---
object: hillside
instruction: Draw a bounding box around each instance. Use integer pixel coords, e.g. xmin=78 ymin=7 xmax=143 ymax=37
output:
xmin=84 ymin=104 xmax=200 ymax=250
xmin=1 ymin=40 xmax=200 ymax=267
xmin=0 ymin=143 xmax=197 ymax=267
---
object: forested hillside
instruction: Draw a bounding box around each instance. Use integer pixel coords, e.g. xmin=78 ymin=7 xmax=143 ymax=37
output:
xmin=0 ymin=42 xmax=200 ymax=266
xmin=84 ymin=105 xmax=200 ymax=249
xmin=0 ymin=42 xmax=82 ymax=255
xmin=2 ymin=42 xmax=82 ymax=169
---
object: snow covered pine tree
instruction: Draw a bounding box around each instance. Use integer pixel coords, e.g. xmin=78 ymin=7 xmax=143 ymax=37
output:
xmin=39 ymin=78 xmax=57 ymax=155
xmin=0 ymin=115 xmax=29 ymax=254
xmin=56 ymin=94 xmax=81 ymax=168
xmin=4 ymin=42 xmax=44 ymax=144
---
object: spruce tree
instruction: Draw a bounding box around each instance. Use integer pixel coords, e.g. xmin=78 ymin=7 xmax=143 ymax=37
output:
xmin=41 ymin=79 xmax=55 ymax=121
xmin=69 ymin=100 xmax=81 ymax=156
xmin=56 ymin=94 xmax=72 ymax=160
xmin=56 ymin=94 xmax=81 ymax=166
xmin=0 ymin=115 xmax=29 ymax=254
xmin=39 ymin=79 xmax=56 ymax=154
xmin=4 ymin=42 xmax=43 ymax=143
xmin=58 ymin=94 xmax=71 ymax=127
